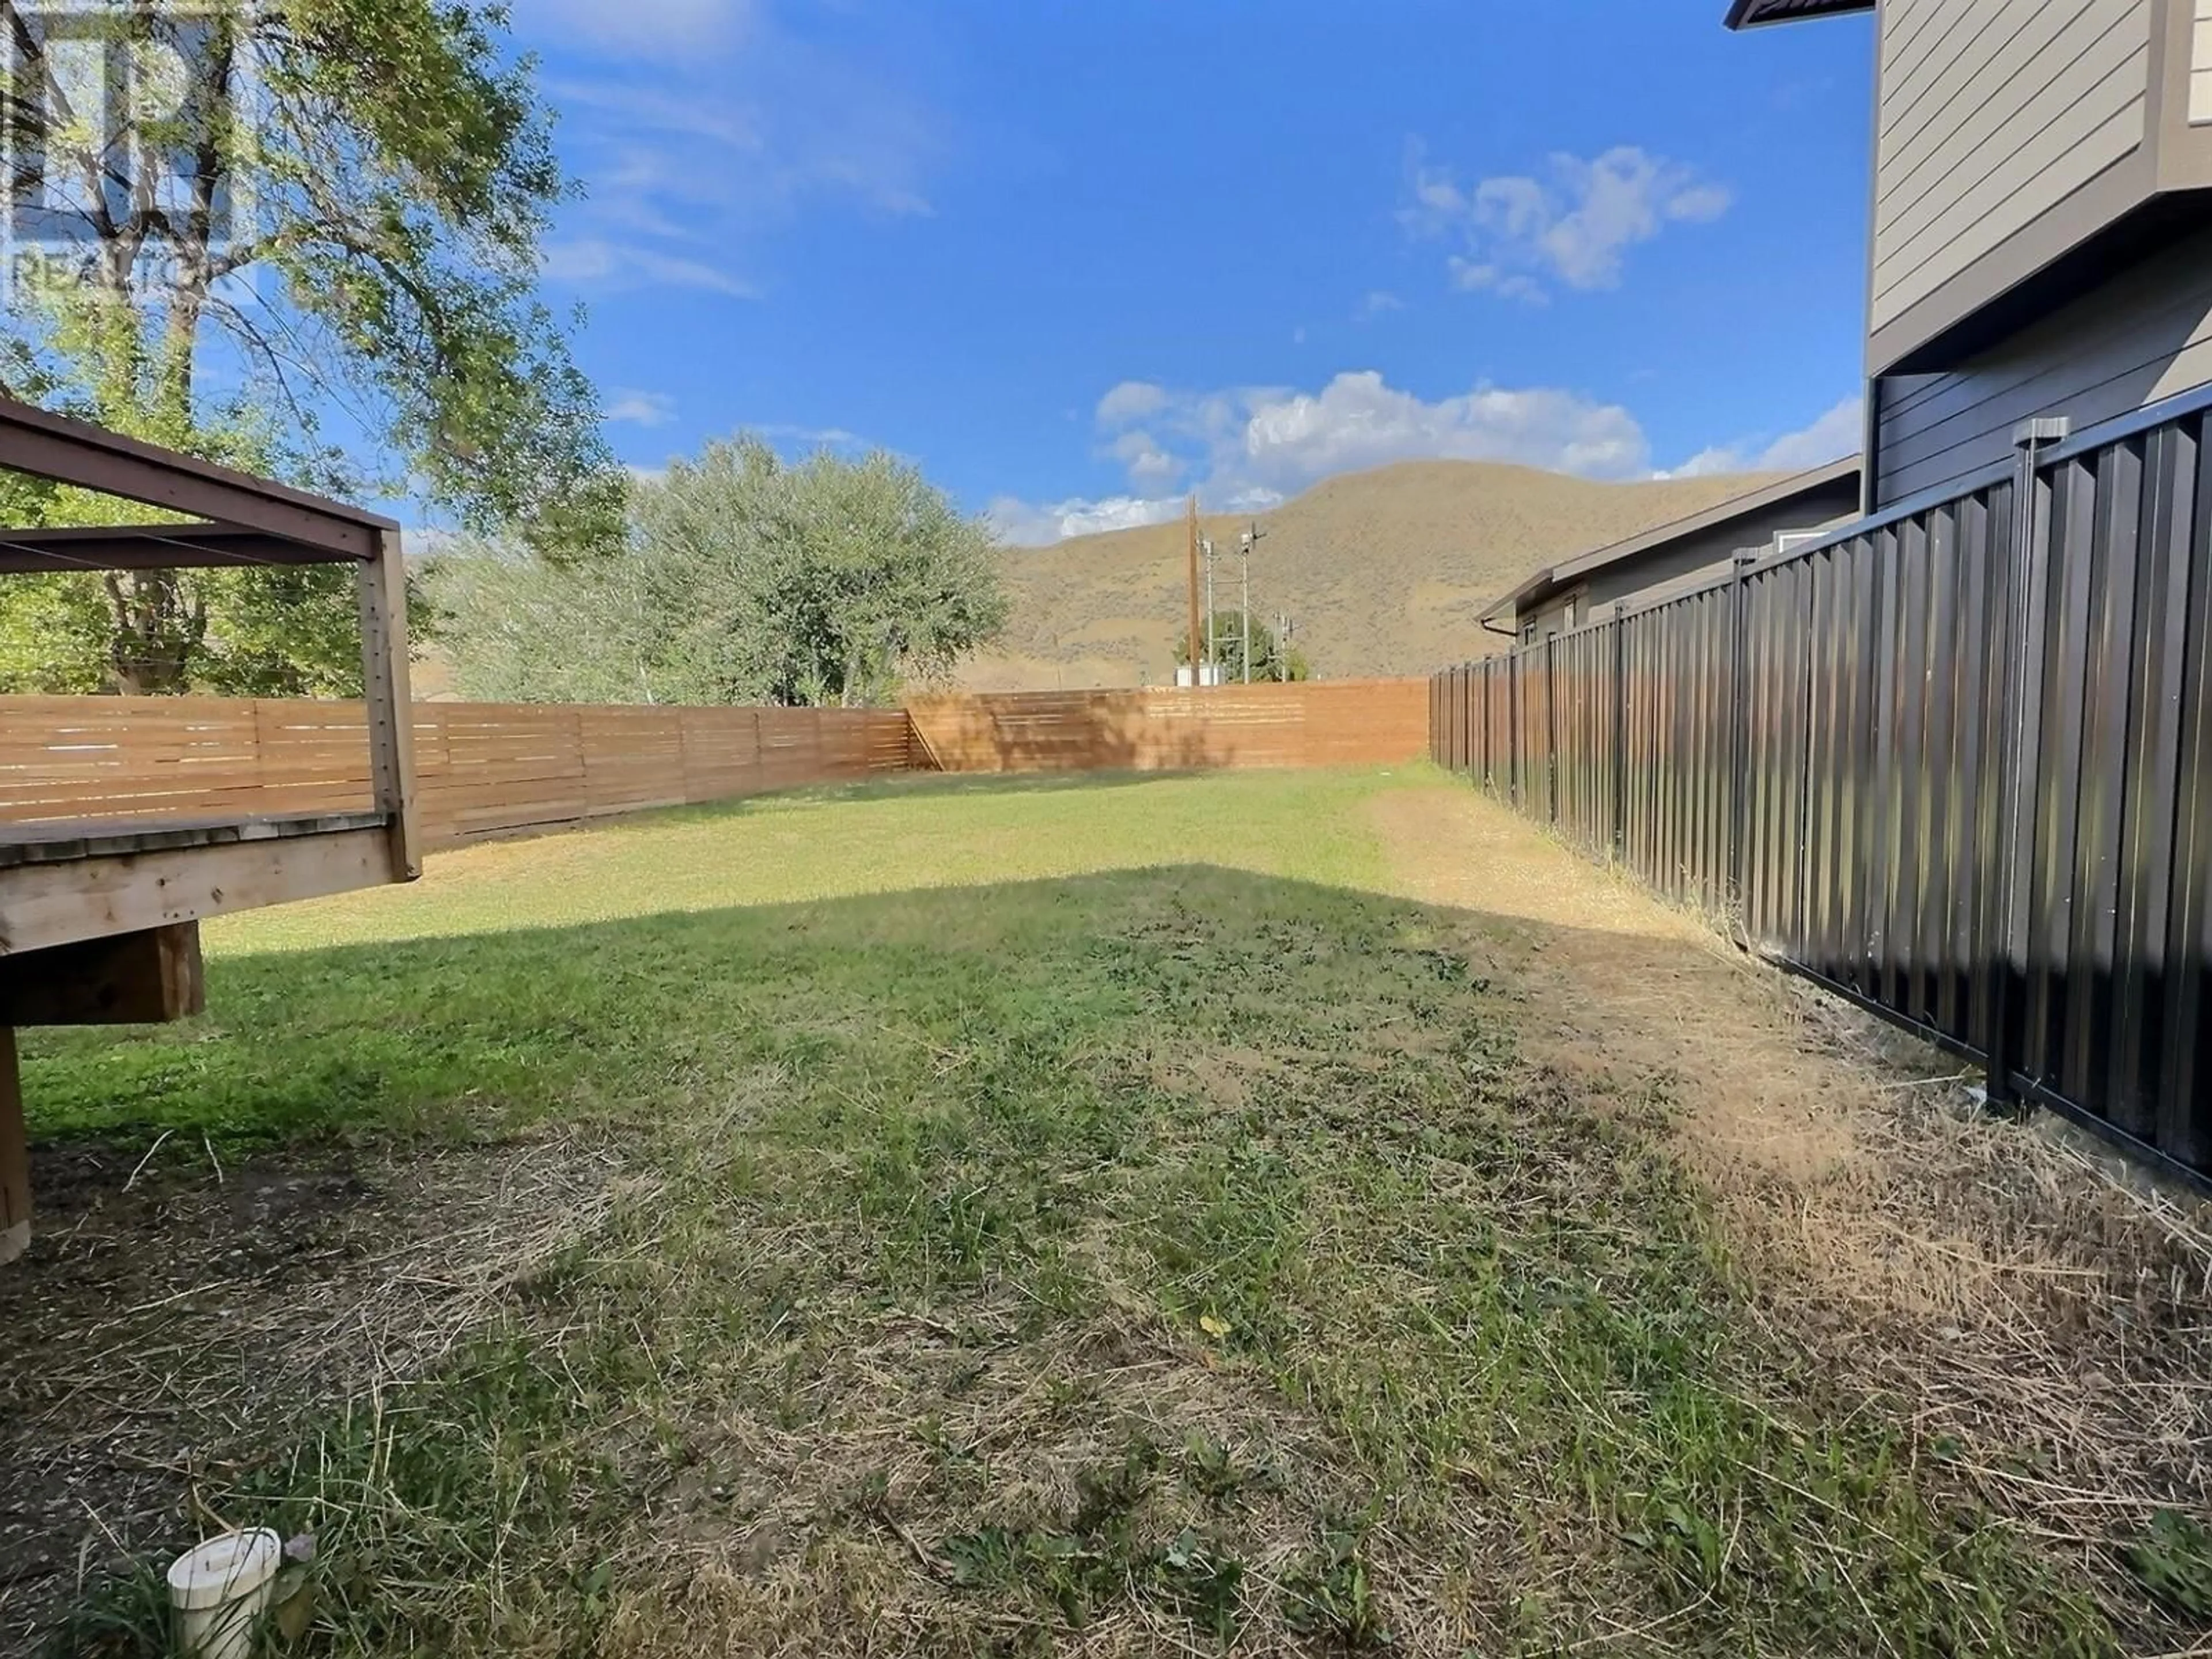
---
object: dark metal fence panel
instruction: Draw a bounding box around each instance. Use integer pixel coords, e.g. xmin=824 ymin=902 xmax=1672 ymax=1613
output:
xmin=1551 ymin=622 xmax=1615 ymax=856
xmin=1617 ymin=588 xmax=1733 ymax=908
xmin=1423 ymin=395 xmax=2212 ymax=1190
xmin=1485 ymin=658 xmax=1512 ymax=795
xmin=1515 ymin=645 xmax=1550 ymax=821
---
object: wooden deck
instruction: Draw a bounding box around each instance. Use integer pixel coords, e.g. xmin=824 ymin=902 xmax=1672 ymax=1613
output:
xmin=0 ymin=810 xmax=389 ymax=867
xmin=1 ymin=812 xmax=403 ymax=959
xmin=0 ymin=396 xmax=421 ymax=1270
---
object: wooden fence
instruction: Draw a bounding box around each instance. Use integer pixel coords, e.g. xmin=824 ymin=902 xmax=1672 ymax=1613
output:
xmin=908 ymin=680 xmax=1430 ymax=772
xmin=0 ymin=698 xmax=912 ymax=849
xmin=0 ymin=679 xmax=1427 ymax=850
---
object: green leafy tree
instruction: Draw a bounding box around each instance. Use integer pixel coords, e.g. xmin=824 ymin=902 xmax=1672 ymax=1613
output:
xmin=435 ymin=437 xmax=1010 ymax=707
xmin=0 ymin=0 xmax=620 ymax=694
xmin=1176 ymin=609 xmax=1312 ymax=683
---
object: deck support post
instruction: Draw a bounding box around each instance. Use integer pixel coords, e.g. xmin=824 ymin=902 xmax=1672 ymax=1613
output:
xmin=359 ymin=527 xmax=421 ymax=881
xmin=1 ymin=1028 xmax=27 ymax=1267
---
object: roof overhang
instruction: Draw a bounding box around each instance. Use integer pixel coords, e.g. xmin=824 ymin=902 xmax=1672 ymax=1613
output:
xmin=1478 ymin=456 xmax=1862 ymax=628
xmin=1724 ymin=0 xmax=1874 ymax=28
xmin=0 ymin=523 xmax=362 ymax=576
xmin=0 ymin=395 xmax=401 ymax=577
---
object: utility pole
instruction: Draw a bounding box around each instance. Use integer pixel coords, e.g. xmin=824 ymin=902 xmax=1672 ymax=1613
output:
xmin=1202 ymin=535 xmax=1216 ymax=683
xmin=1185 ymin=495 xmax=1202 ymax=685
xmin=1275 ymin=613 xmax=1294 ymax=682
xmin=1238 ymin=521 xmax=1267 ymax=683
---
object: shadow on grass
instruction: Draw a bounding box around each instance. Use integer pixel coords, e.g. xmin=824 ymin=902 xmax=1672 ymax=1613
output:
xmin=0 ymin=862 xmax=2171 ymax=1658
xmin=17 ymin=864 xmax=1490 ymax=1154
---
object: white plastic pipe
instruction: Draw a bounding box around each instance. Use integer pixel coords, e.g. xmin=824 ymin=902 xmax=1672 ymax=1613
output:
xmin=166 ymin=1529 xmax=282 ymax=1659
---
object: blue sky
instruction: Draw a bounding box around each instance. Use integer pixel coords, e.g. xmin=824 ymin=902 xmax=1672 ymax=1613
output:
xmin=506 ymin=0 xmax=1878 ymax=543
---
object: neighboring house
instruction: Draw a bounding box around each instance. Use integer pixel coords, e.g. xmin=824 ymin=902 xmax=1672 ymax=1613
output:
xmin=1480 ymin=458 xmax=1862 ymax=643
xmin=1729 ymin=0 xmax=2212 ymax=509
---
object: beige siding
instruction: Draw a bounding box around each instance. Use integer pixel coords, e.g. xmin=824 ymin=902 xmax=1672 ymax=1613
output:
xmin=2194 ymin=0 xmax=2212 ymax=123
xmin=1874 ymin=224 xmax=2212 ymax=506
xmin=1871 ymin=0 xmax=2151 ymax=334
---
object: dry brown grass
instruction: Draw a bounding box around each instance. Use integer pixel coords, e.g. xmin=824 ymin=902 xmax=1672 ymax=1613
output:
xmin=15 ymin=772 xmax=2202 ymax=1656
xmin=1372 ymin=781 xmax=2212 ymax=1640
xmin=0 ymin=1138 xmax=620 ymax=1653
xmin=967 ymin=459 xmax=1780 ymax=690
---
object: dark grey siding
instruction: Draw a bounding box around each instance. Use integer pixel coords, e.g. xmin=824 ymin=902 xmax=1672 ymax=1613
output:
xmin=1874 ymin=222 xmax=2212 ymax=506
xmin=1513 ymin=483 xmax=1861 ymax=638
xmin=1581 ymin=491 xmax=1857 ymax=615
xmin=1871 ymin=0 xmax=2150 ymax=337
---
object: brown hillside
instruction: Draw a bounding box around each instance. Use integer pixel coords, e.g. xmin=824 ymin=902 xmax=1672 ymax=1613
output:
xmin=960 ymin=460 xmax=1782 ymax=690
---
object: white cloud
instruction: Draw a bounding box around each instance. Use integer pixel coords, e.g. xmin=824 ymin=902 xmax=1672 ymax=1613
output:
xmin=513 ymin=0 xmax=755 ymax=60
xmin=1096 ymin=369 xmax=1653 ymax=493
xmin=1096 ymin=381 xmax=1171 ymax=425
xmin=1405 ymin=140 xmax=1731 ymax=300
xmin=986 ymin=493 xmax=1184 ymax=547
xmin=756 ymin=423 xmax=864 ymax=449
xmin=605 ymin=388 xmax=678 ymax=426
xmin=1447 ymin=259 xmax=1549 ymax=306
xmin=527 ymin=5 xmax=940 ymax=298
xmin=1108 ymin=429 xmax=1185 ymax=492
xmin=1003 ymin=367 xmax=1661 ymax=543
xmin=1669 ymin=395 xmax=1862 ymax=477
xmin=1234 ymin=372 xmax=1650 ymax=489
xmin=542 ymin=237 xmax=759 ymax=298
xmin=1354 ymin=290 xmax=1404 ymax=321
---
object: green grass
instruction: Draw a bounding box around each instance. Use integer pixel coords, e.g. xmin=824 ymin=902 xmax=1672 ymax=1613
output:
xmin=25 ymin=769 xmax=2128 ymax=1656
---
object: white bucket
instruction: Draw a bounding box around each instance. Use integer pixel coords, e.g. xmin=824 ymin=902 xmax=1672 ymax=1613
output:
xmin=166 ymin=1529 xmax=283 ymax=1659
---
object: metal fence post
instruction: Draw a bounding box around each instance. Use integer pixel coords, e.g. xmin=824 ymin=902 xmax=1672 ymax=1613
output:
xmin=1728 ymin=548 xmax=1758 ymax=931
xmin=1508 ymin=647 xmax=1521 ymax=809
xmin=1987 ymin=416 xmax=2068 ymax=1109
xmin=1547 ymin=637 xmax=1561 ymax=825
xmin=1611 ymin=611 xmax=1627 ymax=862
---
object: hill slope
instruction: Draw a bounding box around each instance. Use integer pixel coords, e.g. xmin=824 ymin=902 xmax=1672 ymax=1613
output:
xmin=961 ymin=460 xmax=1779 ymax=689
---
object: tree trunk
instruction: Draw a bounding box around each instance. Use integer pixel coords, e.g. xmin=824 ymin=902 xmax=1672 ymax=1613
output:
xmin=104 ymin=570 xmax=200 ymax=695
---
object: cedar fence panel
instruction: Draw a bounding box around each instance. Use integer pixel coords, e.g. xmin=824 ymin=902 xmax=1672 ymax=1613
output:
xmin=906 ymin=679 xmax=1429 ymax=773
xmin=3 ymin=680 xmax=1422 ymax=850
xmin=1 ymin=699 xmax=910 ymax=849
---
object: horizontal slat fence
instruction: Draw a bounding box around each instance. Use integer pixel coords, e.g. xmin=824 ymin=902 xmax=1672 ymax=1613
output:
xmin=0 ymin=699 xmax=911 ymax=849
xmin=2 ymin=679 xmax=1427 ymax=851
xmin=1431 ymin=388 xmax=2212 ymax=1191
xmin=907 ymin=680 xmax=1430 ymax=772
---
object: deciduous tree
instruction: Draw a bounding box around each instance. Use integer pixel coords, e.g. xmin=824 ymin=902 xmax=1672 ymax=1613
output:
xmin=436 ymin=437 xmax=1009 ymax=707
xmin=0 ymin=0 xmax=619 ymax=693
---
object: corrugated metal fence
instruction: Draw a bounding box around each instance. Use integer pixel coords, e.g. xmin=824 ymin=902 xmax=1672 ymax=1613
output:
xmin=1433 ymin=391 xmax=2212 ymax=1189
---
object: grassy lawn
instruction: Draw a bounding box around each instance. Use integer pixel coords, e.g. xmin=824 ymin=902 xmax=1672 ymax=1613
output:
xmin=17 ymin=769 xmax=2130 ymax=1656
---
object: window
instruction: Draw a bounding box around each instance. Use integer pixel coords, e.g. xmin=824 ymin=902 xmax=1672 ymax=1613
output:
xmin=1522 ymin=621 xmax=1536 ymax=645
xmin=1563 ymin=596 xmax=1579 ymax=630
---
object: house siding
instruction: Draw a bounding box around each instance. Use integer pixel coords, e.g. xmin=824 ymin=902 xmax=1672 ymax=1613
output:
xmin=2194 ymin=0 xmax=2212 ymax=123
xmin=1512 ymin=481 xmax=1862 ymax=636
xmin=1588 ymin=498 xmax=1854 ymax=614
xmin=1874 ymin=221 xmax=2212 ymax=506
xmin=1871 ymin=0 xmax=2151 ymax=336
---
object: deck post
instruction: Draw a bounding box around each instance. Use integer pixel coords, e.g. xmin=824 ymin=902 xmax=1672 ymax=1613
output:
xmin=1 ymin=1028 xmax=27 ymax=1267
xmin=359 ymin=527 xmax=421 ymax=881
